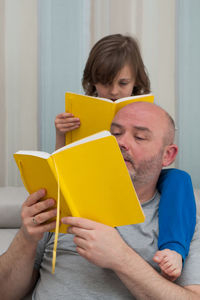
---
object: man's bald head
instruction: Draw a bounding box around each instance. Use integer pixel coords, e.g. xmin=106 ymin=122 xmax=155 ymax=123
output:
xmin=114 ymin=102 xmax=175 ymax=147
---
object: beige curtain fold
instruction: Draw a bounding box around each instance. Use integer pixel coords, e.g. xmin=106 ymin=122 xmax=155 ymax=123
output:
xmin=0 ymin=0 xmax=38 ymax=186
xmin=90 ymin=0 xmax=176 ymax=121
xmin=0 ymin=0 xmax=177 ymax=187
xmin=0 ymin=0 xmax=6 ymax=186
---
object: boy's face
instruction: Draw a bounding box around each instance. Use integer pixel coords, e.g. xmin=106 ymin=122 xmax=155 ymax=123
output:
xmin=94 ymin=64 xmax=135 ymax=101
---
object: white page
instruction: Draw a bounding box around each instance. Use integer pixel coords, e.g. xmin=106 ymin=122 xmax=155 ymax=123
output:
xmin=14 ymin=150 xmax=50 ymax=159
xmin=53 ymin=130 xmax=111 ymax=155
xmin=14 ymin=131 xmax=111 ymax=158
xmin=115 ymin=93 xmax=153 ymax=103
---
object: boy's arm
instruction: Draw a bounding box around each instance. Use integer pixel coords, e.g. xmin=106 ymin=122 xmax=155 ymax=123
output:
xmin=55 ymin=112 xmax=80 ymax=149
xmin=0 ymin=189 xmax=57 ymax=300
xmin=55 ymin=132 xmax=66 ymax=150
xmin=157 ymin=169 xmax=196 ymax=260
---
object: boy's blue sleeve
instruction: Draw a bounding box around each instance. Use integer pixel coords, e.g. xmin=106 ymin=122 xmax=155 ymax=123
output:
xmin=157 ymin=168 xmax=196 ymax=262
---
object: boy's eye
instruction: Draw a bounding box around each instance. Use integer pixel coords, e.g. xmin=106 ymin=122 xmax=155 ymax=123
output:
xmin=119 ymin=81 xmax=128 ymax=86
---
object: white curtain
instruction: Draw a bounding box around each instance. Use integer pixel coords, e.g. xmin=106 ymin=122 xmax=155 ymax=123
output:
xmin=91 ymin=0 xmax=200 ymax=188
xmin=38 ymin=0 xmax=91 ymax=154
xmin=1 ymin=0 xmax=199 ymax=188
xmin=0 ymin=0 xmax=38 ymax=186
xmin=176 ymin=0 xmax=200 ymax=188
xmin=91 ymin=0 xmax=176 ymax=121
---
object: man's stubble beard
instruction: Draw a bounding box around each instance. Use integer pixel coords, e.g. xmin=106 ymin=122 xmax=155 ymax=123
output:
xmin=121 ymin=148 xmax=164 ymax=186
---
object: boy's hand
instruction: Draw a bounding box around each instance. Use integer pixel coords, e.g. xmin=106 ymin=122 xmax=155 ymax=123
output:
xmin=55 ymin=112 xmax=80 ymax=136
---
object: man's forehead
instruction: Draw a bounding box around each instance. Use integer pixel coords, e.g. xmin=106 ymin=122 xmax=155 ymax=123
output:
xmin=113 ymin=102 xmax=165 ymax=124
xmin=111 ymin=122 xmax=151 ymax=133
xmin=112 ymin=103 xmax=168 ymax=138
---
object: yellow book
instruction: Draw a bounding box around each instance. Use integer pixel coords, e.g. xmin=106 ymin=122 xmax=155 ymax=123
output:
xmin=65 ymin=92 xmax=154 ymax=144
xmin=14 ymin=131 xmax=145 ymax=273
xmin=14 ymin=131 xmax=145 ymax=232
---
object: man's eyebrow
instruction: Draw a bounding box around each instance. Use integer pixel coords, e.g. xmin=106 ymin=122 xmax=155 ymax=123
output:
xmin=111 ymin=123 xmax=151 ymax=133
xmin=110 ymin=122 xmax=122 ymax=129
xmin=133 ymin=126 xmax=151 ymax=133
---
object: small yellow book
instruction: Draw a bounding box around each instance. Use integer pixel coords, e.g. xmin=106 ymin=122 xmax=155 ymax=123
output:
xmin=14 ymin=131 xmax=145 ymax=273
xmin=14 ymin=131 xmax=145 ymax=233
xmin=65 ymin=92 xmax=154 ymax=144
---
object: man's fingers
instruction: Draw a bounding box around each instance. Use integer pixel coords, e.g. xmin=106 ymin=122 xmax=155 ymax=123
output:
xmin=62 ymin=216 xmax=97 ymax=230
xmin=30 ymin=198 xmax=56 ymax=217
xmin=24 ymin=189 xmax=46 ymax=207
xmin=73 ymin=236 xmax=88 ymax=249
xmin=30 ymin=208 xmax=57 ymax=226
xmin=22 ymin=189 xmax=56 ymax=221
xmin=68 ymin=225 xmax=92 ymax=239
xmin=30 ymin=220 xmax=57 ymax=234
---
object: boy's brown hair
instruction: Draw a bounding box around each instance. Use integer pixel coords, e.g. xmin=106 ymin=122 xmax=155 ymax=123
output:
xmin=82 ymin=34 xmax=150 ymax=96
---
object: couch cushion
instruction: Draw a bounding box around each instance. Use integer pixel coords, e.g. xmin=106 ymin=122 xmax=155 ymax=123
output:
xmin=0 ymin=187 xmax=28 ymax=228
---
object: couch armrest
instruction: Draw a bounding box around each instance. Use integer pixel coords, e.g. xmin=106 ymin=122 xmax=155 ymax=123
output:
xmin=0 ymin=187 xmax=28 ymax=228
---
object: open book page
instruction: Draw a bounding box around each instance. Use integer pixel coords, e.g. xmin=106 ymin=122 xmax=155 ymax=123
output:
xmin=66 ymin=92 xmax=153 ymax=103
xmin=14 ymin=150 xmax=50 ymax=159
xmin=53 ymin=130 xmax=111 ymax=155
xmin=115 ymin=93 xmax=154 ymax=103
xmin=66 ymin=92 xmax=113 ymax=103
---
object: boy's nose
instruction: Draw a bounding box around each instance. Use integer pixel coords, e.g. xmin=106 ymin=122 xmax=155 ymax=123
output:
xmin=109 ymin=84 xmax=119 ymax=97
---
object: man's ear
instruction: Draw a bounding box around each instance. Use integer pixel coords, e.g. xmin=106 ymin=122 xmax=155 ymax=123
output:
xmin=162 ymin=144 xmax=178 ymax=167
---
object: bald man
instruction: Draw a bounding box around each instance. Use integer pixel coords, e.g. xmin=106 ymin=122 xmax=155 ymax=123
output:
xmin=1 ymin=103 xmax=200 ymax=300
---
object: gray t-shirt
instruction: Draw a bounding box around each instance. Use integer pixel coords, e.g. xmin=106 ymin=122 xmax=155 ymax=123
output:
xmin=32 ymin=192 xmax=200 ymax=299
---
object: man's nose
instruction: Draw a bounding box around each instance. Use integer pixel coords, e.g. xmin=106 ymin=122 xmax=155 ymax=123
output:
xmin=116 ymin=134 xmax=130 ymax=151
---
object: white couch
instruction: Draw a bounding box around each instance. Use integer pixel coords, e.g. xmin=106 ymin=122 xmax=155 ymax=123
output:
xmin=0 ymin=186 xmax=199 ymax=299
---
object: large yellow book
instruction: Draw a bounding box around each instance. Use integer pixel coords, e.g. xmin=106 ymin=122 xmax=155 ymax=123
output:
xmin=14 ymin=131 xmax=145 ymax=234
xmin=65 ymin=92 xmax=154 ymax=144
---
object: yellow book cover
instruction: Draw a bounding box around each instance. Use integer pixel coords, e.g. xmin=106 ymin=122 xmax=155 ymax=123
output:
xmin=65 ymin=92 xmax=154 ymax=144
xmin=14 ymin=131 xmax=145 ymax=233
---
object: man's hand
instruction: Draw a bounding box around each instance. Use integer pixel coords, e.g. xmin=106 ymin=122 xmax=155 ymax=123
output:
xmin=62 ymin=217 xmax=129 ymax=270
xmin=20 ymin=189 xmax=57 ymax=243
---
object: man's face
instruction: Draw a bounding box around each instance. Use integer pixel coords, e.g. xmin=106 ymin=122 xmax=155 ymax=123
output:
xmin=110 ymin=103 xmax=168 ymax=185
